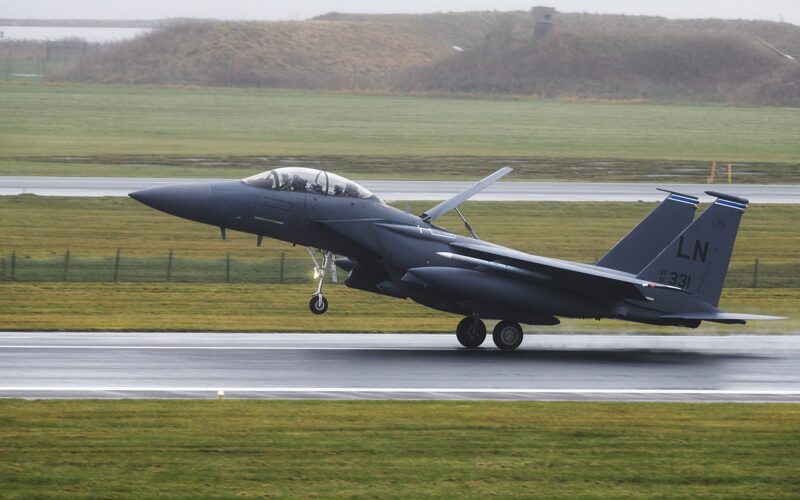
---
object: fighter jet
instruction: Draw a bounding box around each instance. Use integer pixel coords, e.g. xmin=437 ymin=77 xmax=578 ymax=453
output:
xmin=130 ymin=167 xmax=783 ymax=350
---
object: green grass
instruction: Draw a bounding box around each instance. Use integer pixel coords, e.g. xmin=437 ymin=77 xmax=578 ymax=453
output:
xmin=1 ymin=82 xmax=799 ymax=181
xmin=0 ymin=400 xmax=798 ymax=498
xmin=0 ymin=283 xmax=795 ymax=333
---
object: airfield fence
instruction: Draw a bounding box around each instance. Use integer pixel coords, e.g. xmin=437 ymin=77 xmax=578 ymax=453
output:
xmin=0 ymin=251 xmax=312 ymax=284
xmin=0 ymin=251 xmax=795 ymax=288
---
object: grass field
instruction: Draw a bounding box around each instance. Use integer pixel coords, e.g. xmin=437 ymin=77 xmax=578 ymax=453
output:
xmin=0 ymin=196 xmax=796 ymax=332
xmin=2 ymin=82 xmax=799 ymax=181
xmin=0 ymin=400 xmax=798 ymax=497
xmin=3 ymin=196 xmax=798 ymax=264
xmin=1 ymin=283 xmax=795 ymax=333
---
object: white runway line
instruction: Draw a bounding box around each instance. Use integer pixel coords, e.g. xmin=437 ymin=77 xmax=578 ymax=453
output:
xmin=2 ymin=388 xmax=799 ymax=395
xmin=0 ymin=345 xmax=462 ymax=350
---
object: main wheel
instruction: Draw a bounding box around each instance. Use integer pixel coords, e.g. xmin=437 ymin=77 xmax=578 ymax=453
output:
xmin=456 ymin=317 xmax=486 ymax=348
xmin=309 ymin=295 xmax=328 ymax=315
xmin=493 ymin=321 xmax=523 ymax=350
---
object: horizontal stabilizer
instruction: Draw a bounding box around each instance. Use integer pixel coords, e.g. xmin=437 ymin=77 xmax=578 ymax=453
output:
xmin=421 ymin=167 xmax=512 ymax=222
xmin=662 ymin=311 xmax=786 ymax=325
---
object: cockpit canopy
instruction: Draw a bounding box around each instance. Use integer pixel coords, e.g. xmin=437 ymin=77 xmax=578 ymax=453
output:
xmin=243 ymin=167 xmax=378 ymax=201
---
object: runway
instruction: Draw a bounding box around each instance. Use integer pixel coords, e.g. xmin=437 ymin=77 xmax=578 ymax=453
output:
xmin=2 ymin=332 xmax=799 ymax=402
xmin=2 ymin=176 xmax=799 ymax=202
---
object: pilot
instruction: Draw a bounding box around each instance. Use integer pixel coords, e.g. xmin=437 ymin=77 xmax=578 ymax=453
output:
xmin=280 ymin=172 xmax=291 ymax=189
xmin=290 ymin=175 xmax=307 ymax=192
xmin=344 ymin=183 xmax=358 ymax=197
xmin=333 ymin=184 xmax=344 ymax=196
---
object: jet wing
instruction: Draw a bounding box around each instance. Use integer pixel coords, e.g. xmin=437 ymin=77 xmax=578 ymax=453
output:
xmin=445 ymin=241 xmax=681 ymax=301
xmin=421 ymin=167 xmax=513 ymax=222
xmin=661 ymin=312 xmax=787 ymax=324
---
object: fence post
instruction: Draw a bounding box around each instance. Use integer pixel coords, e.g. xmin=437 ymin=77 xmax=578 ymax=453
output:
xmin=63 ymin=251 xmax=70 ymax=281
xmin=226 ymin=252 xmax=231 ymax=283
xmin=113 ymin=248 xmax=121 ymax=282
xmin=279 ymin=252 xmax=285 ymax=284
xmin=166 ymin=249 xmax=173 ymax=283
xmin=752 ymin=258 xmax=759 ymax=288
xmin=10 ymin=251 xmax=15 ymax=281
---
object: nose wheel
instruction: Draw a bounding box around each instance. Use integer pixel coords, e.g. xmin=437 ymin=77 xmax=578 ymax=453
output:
xmin=307 ymin=248 xmax=337 ymax=315
xmin=309 ymin=294 xmax=329 ymax=314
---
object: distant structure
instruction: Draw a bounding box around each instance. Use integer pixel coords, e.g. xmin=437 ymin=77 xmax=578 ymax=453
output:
xmin=531 ymin=6 xmax=556 ymax=39
xmin=46 ymin=40 xmax=87 ymax=63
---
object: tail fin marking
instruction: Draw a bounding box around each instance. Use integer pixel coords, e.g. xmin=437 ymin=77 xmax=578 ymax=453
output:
xmin=637 ymin=192 xmax=747 ymax=306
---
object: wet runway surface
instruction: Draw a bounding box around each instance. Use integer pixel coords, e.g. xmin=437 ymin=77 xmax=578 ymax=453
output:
xmin=2 ymin=176 xmax=799 ymax=202
xmin=1 ymin=332 xmax=799 ymax=401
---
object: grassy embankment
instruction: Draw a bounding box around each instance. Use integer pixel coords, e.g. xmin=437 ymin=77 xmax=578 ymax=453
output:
xmin=1 ymin=196 xmax=796 ymax=332
xmin=0 ymin=401 xmax=798 ymax=497
xmin=1 ymin=82 xmax=799 ymax=182
xmin=33 ymin=13 xmax=800 ymax=104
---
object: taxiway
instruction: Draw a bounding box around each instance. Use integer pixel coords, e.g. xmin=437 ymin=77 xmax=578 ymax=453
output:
xmin=1 ymin=176 xmax=799 ymax=202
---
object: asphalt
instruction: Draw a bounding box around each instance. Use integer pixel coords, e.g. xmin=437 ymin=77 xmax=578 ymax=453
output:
xmin=1 ymin=176 xmax=799 ymax=202
xmin=2 ymin=332 xmax=799 ymax=402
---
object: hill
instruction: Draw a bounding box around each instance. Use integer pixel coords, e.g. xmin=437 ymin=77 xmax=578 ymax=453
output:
xmin=54 ymin=20 xmax=452 ymax=88
xmin=398 ymin=31 xmax=787 ymax=102
xmin=48 ymin=11 xmax=800 ymax=104
xmin=323 ymin=11 xmax=800 ymax=57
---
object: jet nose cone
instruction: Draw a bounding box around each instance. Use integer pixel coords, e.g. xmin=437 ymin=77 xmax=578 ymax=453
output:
xmin=129 ymin=183 xmax=213 ymax=223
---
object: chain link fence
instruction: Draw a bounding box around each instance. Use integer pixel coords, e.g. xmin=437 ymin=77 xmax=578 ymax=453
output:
xmin=0 ymin=251 xmax=312 ymax=284
xmin=0 ymin=251 xmax=795 ymax=288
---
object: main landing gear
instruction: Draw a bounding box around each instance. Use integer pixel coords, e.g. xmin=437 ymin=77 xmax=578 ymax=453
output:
xmin=455 ymin=316 xmax=524 ymax=350
xmin=456 ymin=316 xmax=486 ymax=348
xmin=307 ymin=248 xmax=336 ymax=315
xmin=492 ymin=320 xmax=524 ymax=350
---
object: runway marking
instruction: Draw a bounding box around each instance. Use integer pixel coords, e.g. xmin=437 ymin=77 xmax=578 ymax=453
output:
xmin=1 ymin=388 xmax=799 ymax=395
xmin=1 ymin=344 xmax=795 ymax=353
xmin=0 ymin=345 xmax=465 ymax=350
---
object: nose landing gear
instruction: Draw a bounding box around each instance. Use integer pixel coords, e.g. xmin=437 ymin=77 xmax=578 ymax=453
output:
xmin=309 ymin=294 xmax=329 ymax=315
xmin=307 ymin=248 xmax=336 ymax=315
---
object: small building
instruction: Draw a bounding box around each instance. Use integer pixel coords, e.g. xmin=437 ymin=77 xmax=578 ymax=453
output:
xmin=531 ymin=6 xmax=556 ymax=39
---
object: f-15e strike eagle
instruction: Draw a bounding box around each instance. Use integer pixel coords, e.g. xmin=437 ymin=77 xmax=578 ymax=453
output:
xmin=130 ymin=167 xmax=783 ymax=350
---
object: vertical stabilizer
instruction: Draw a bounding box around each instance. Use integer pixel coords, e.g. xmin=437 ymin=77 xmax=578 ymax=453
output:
xmin=637 ymin=192 xmax=748 ymax=306
xmin=597 ymin=190 xmax=698 ymax=273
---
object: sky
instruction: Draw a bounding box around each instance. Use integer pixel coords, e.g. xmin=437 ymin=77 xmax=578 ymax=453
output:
xmin=2 ymin=0 xmax=799 ymax=25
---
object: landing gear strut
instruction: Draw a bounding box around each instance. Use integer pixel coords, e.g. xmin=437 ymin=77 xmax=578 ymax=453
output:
xmin=307 ymin=248 xmax=336 ymax=315
xmin=456 ymin=316 xmax=486 ymax=348
xmin=493 ymin=320 xmax=523 ymax=350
